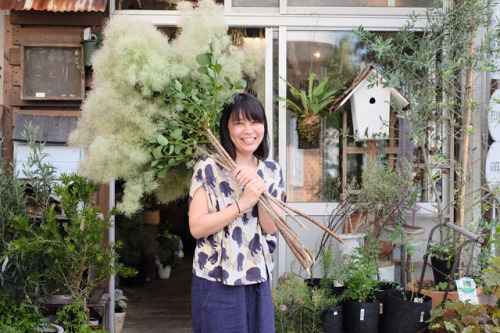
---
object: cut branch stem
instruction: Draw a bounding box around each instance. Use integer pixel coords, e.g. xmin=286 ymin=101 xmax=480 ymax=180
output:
xmin=203 ymin=126 xmax=342 ymax=274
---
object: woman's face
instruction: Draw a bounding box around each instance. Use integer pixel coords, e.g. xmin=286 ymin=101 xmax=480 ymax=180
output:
xmin=227 ymin=111 xmax=265 ymax=158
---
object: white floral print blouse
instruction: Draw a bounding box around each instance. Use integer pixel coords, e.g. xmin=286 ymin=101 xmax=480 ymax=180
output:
xmin=188 ymin=156 xmax=286 ymax=286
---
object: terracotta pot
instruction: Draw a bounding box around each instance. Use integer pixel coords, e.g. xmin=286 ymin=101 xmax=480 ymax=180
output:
xmin=406 ymin=278 xmax=461 ymax=307
xmin=142 ymin=210 xmax=160 ymax=225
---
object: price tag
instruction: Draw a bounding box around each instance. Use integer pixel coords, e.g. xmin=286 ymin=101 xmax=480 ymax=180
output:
xmin=360 ymin=308 xmax=365 ymax=321
xmin=456 ymin=277 xmax=479 ymax=305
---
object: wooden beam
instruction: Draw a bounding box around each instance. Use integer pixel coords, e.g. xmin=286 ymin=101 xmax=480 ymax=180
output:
xmin=10 ymin=11 xmax=105 ymax=27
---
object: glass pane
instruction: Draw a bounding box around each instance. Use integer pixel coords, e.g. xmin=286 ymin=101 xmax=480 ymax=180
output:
xmin=288 ymin=0 xmax=388 ymax=6
xmin=395 ymin=0 xmax=434 ymax=7
xmin=285 ymin=31 xmax=366 ymax=202
xmin=287 ymin=0 xmax=434 ymax=6
xmin=232 ymin=0 xmax=278 ymax=7
xmin=116 ymin=0 xmax=224 ymax=10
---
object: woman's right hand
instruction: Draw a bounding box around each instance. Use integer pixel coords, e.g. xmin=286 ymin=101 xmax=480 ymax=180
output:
xmin=234 ymin=166 xmax=266 ymax=212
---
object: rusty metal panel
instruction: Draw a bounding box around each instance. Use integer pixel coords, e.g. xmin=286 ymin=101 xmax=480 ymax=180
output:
xmin=0 ymin=0 xmax=107 ymax=12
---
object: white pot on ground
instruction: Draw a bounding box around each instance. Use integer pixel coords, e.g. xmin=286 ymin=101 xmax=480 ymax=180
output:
xmin=115 ymin=311 xmax=126 ymax=333
xmin=158 ymin=263 xmax=172 ymax=279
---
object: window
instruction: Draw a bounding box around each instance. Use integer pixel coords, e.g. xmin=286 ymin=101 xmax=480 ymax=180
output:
xmin=21 ymin=45 xmax=84 ymax=101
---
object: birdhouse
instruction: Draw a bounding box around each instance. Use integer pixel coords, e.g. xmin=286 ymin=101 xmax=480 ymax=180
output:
xmin=332 ymin=66 xmax=409 ymax=141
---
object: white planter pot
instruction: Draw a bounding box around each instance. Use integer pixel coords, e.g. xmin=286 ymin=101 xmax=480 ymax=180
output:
xmin=158 ymin=263 xmax=172 ymax=279
xmin=380 ymin=225 xmax=426 ymax=247
xmin=35 ymin=324 xmax=64 ymax=333
xmin=115 ymin=311 xmax=126 ymax=333
xmin=377 ymin=260 xmax=395 ymax=282
xmin=338 ymin=233 xmax=365 ymax=259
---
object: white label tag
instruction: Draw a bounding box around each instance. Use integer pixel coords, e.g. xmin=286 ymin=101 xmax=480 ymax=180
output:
xmin=379 ymin=303 xmax=384 ymax=314
xmin=333 ymin=311 xmax=338 ymax=316
xmin=360 ymin=309 xmax=365 ymax=321
xmin=456 ymin=277 xmax=479 ymax=305
xmin=420 ymin=311 xmax=424 ymax=322
xmin=35 ymin=92 xmax=46 ymax=98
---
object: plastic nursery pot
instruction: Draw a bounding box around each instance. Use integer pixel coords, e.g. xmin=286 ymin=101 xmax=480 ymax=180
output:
xmin=305 ymin=277 xmax=322 ymax=289
xmin=321 ymin=305 xmax=343 ymax=333
xmin=430 ymin=256 xmax=456 ymax=285
xmin=382 ymin=290 xmax=432 ymax=333
xmin=344 ymin=300 xmax=380 ymax=333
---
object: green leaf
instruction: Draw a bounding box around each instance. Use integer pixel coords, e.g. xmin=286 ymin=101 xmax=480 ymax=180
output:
xmin=172 ymin=128 xmax=182 ymax=139
xmin=158 ymin=169 xmax=168 ymax=178
xmin=174 ymin=80 xmax=183 ymax=91
xmin=214 ymin=63 xmax=222 ymax=74
xmin=157 ymin=134 xmax=169 ymax=146
xmin=196 ymin=53 xmax=210 ymax=65
xmin=152 ymin=146 xmax=163 ymax=159
xmin=234 ymin=79 xmax=247 ymax=90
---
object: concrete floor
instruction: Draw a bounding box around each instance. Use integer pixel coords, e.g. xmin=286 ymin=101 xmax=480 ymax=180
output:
xmin=121 ymin=259 xmax=193 ymax=333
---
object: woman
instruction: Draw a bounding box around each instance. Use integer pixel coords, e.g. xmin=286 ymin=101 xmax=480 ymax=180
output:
xmin=188 ymin=92 xmax=285 ymax=332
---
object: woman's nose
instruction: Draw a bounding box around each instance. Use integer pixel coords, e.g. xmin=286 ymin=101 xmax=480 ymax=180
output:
xmin=243 ymin=122 xmax=253 ymax=132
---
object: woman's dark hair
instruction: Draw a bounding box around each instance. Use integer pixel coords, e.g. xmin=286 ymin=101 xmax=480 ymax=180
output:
xmin=219 ymin=92 xmax=270 ymax=161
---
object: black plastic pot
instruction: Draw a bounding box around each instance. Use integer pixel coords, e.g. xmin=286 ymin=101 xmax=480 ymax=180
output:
xmin=431 ymin=256 xmax=455 ymax=285
xmin=331 ymin=285 xmax=347 ymax=299
xmin=321 ymin=305 xmax=343 ymax=333
xmin=383 ymin=290 xmax=432 ymax=333
xmin=375 ymin=282 xmax=399 ymax=332
xmin=305 ymin=277 xmax=322 ymax=289
xmin=344 ymin=300 xmax=380 ymax=333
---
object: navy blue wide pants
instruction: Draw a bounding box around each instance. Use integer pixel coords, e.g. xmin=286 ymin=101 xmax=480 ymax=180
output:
xmin=191 ymin=275 xmax=275 ymax=333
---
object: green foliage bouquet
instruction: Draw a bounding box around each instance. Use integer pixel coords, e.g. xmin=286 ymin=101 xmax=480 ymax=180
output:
xmin=69 ymin=0 xmax=263 ymax=216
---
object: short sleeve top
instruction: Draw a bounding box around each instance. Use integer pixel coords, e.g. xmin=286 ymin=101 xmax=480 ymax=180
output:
xmin=188 ymin=156 xmax=285 ymax=286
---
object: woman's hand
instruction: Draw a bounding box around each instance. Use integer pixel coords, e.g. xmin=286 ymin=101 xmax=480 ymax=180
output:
xmin=234 ymin=166 xmax=266 ymax=212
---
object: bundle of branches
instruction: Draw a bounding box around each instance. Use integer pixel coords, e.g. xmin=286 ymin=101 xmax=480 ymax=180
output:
xmin=148 ymin=50 xmax=342 ymax=274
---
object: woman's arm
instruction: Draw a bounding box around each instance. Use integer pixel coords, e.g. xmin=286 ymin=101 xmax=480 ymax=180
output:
xmin=188 ymin=186 xmax=242 ymax=239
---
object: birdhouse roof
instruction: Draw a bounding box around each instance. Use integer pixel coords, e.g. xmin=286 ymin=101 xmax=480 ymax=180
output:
xmin=331 ymin=66 xmax=409 ymax=111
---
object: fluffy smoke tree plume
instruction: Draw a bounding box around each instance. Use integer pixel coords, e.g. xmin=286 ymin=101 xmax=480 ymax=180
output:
xmin=69 ymin=0 xmax=264 ymax=215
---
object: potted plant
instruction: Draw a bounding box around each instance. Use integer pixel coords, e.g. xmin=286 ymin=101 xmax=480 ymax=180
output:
xmin=80 ymin=30 xmax=102 ymax=68
xmin=428 ymin=256 xmax=500 ymax=332
xmin=156 ymin=225 xmax=183 ymax=279
xmin=340 ymin=238 xmax=382 ymax=333
xmin=114 ymin=288 xmax=128 ymax=333
xmin=382 ymin=289 xmax=432 ymax=333
xmin=140 ymin=193 xmax=162 ymax=226
xmin=272 ymin=272 xmax=326 ymax=333
xmin=427 ymin=239 xmax=457 ymax=286
xmin=8 ymin=172 xmax=135 ymax=331
xmin=278 ymin=72 xmax=338 ymax=148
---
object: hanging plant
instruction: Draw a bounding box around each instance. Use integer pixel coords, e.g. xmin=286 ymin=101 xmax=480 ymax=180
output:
xmin=278 ymin=73 xmax=339 ymax=146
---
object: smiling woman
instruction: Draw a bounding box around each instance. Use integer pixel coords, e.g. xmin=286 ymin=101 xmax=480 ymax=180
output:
xmin=188 ymin=93 xmax=285 ymax=333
